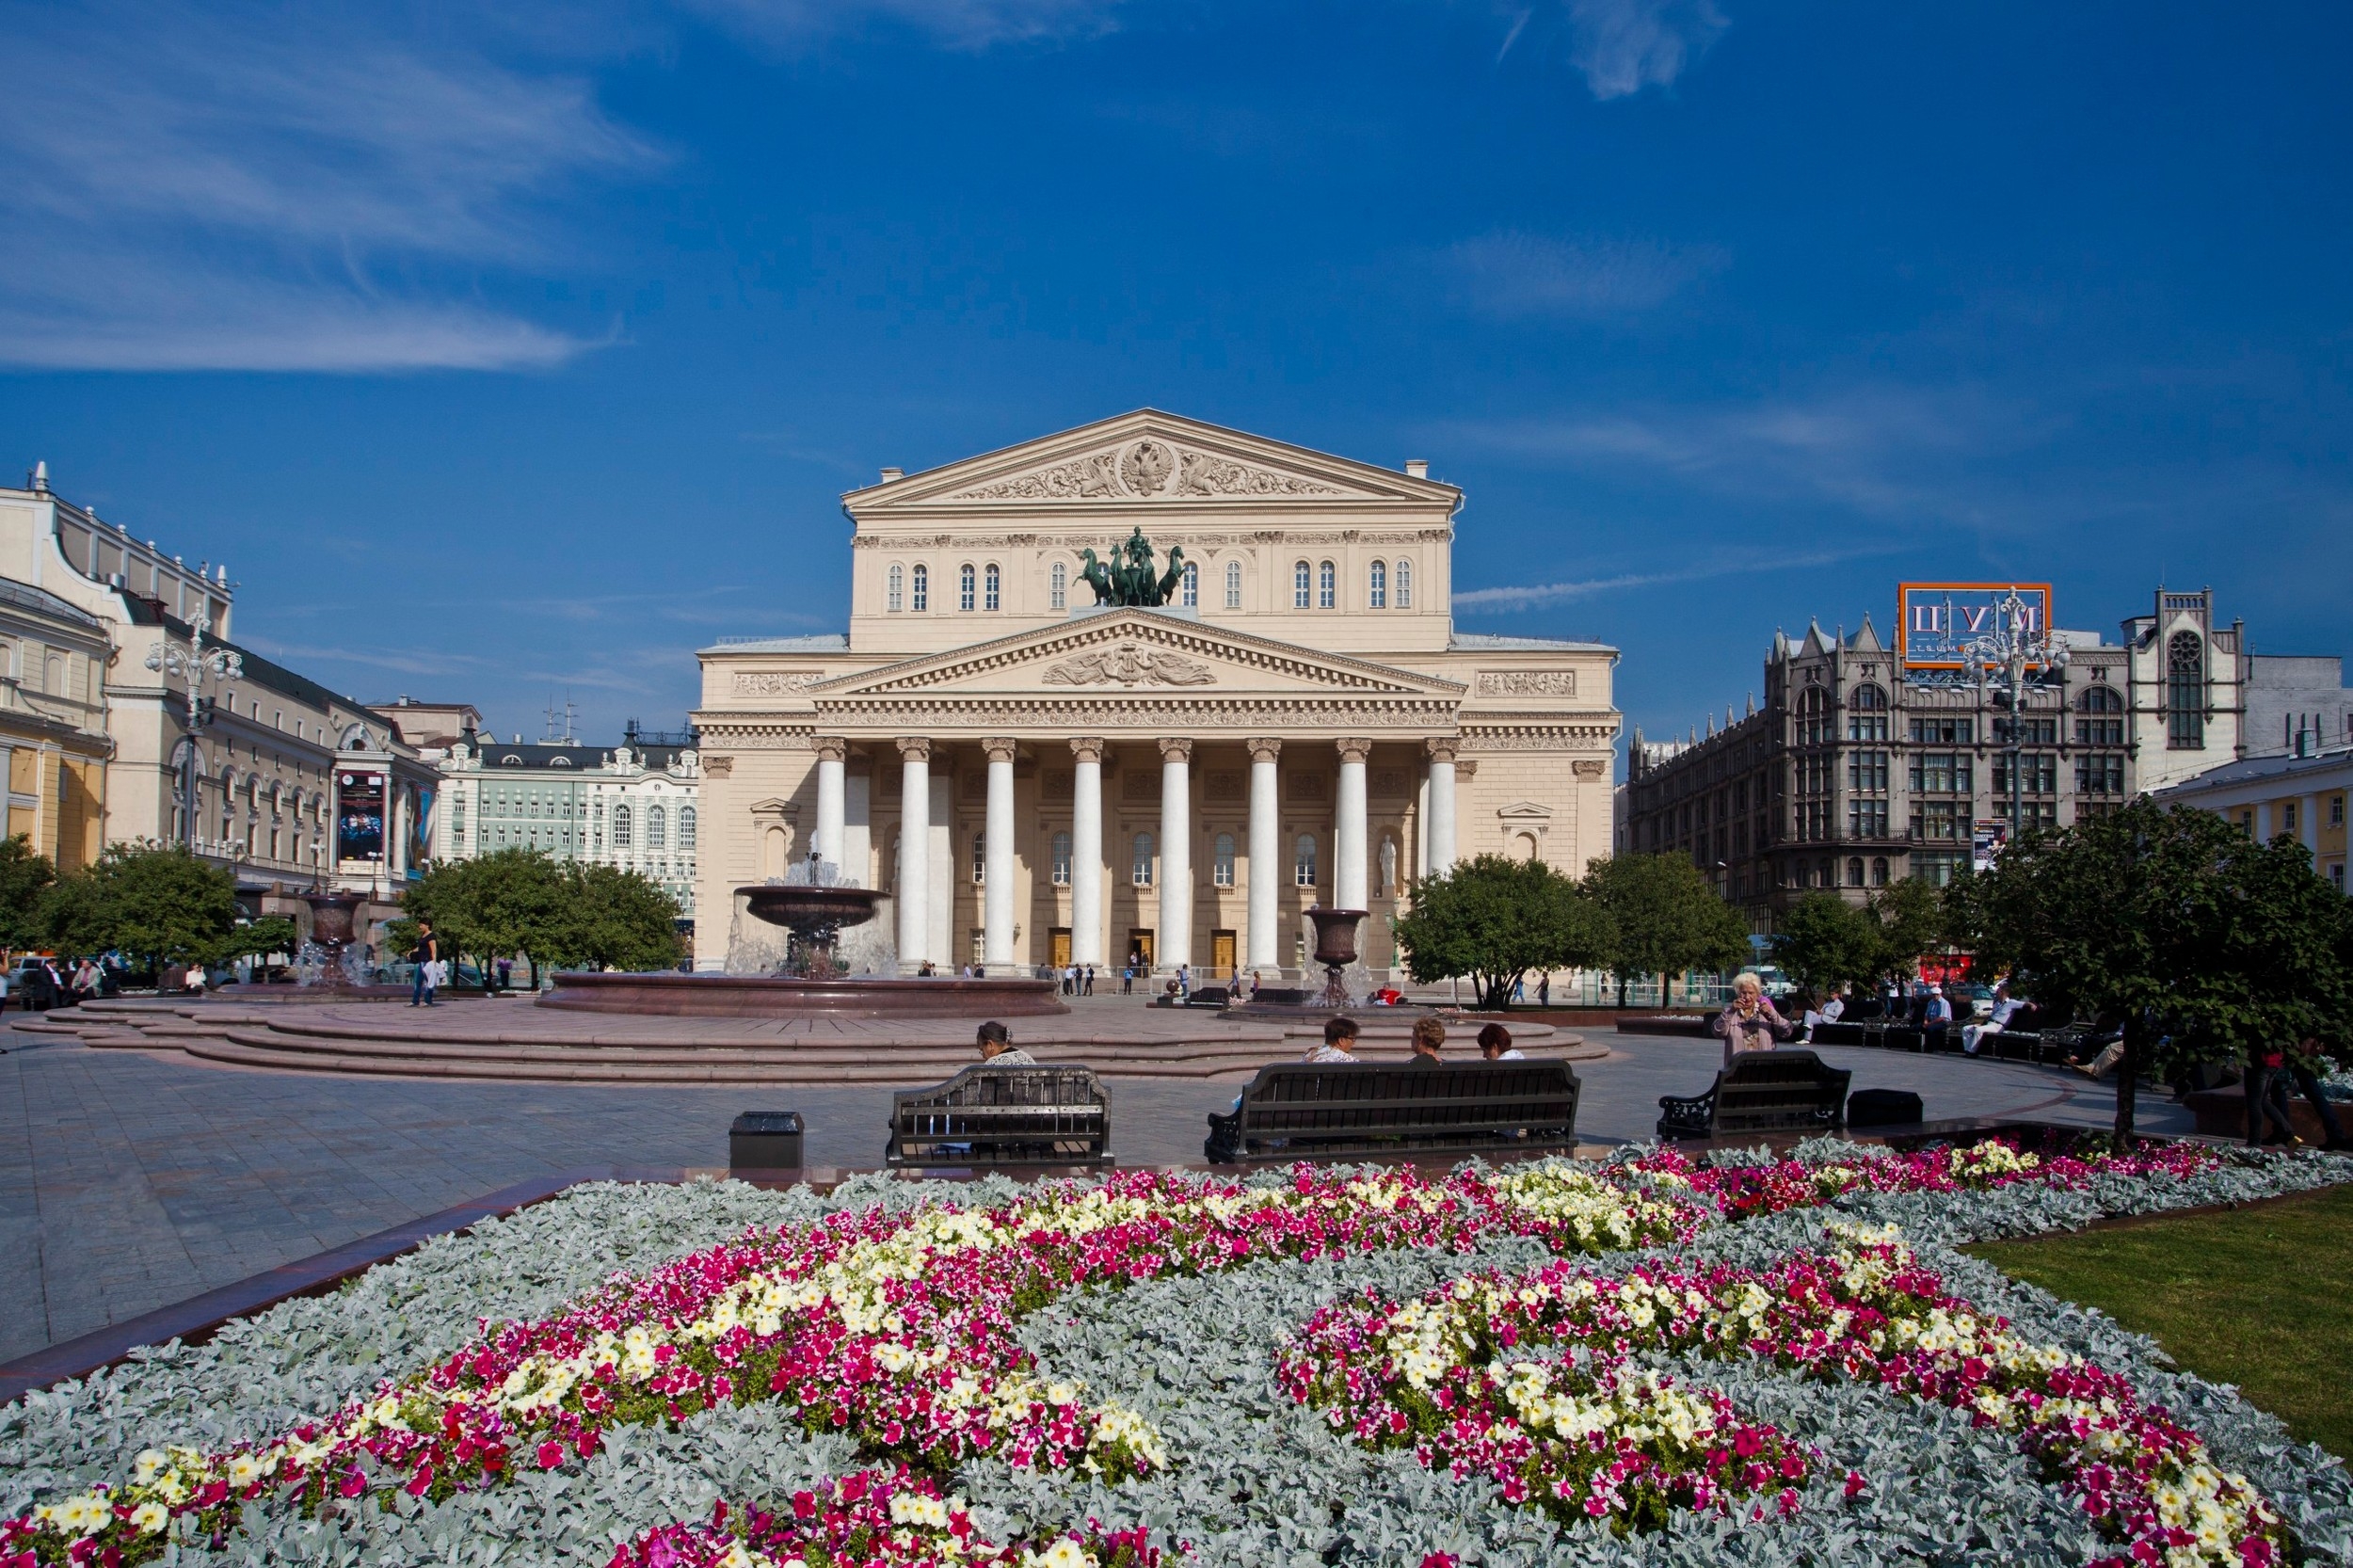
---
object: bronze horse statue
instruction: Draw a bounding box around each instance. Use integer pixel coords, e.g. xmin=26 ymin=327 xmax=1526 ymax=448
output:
xmin=1077 ymin=529 xmax=1185 ymax=607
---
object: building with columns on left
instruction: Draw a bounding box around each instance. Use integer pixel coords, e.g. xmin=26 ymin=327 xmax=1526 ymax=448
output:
xmin=693 ymin=410 xmax=1621 ymax=979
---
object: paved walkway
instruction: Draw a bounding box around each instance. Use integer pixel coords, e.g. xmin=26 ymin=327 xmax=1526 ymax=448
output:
xmin=0 ymin=1015 xmax=2184 ymax=1367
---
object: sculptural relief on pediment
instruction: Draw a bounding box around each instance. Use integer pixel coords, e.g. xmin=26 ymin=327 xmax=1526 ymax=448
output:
xmin=947 ymin=439 xmax=1347 ymax=503
xmin=1040 ymin=641 xmax=1218 ymax=688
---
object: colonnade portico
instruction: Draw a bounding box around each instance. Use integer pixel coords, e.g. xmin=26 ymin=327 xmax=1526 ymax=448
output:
xmin=807 ymin=729 xmax=1468 ymax=976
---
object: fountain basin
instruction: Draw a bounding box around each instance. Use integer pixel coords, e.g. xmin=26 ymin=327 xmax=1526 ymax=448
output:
xmin=740 ymin=884 xmax=887 ymax=934
xmin=539 ymin=971 xmax=1067 ymax=1018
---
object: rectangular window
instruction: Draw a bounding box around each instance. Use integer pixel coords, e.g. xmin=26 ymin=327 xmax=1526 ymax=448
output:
xmin=1908 ymin=716 xmax=1974 ymax=744
xmin=1847 ymin=751 xmax=1889 ymax=792
xmin=1912 ymin=851 xmax=1962 ymax=888
xmin=1993 ymin=754 xmax=2058 ymax=794
xmin=1908 ymin=753 xmax=1971 ymax=793
xmin=1212 ymin=832 xmax=1236 ymax=888
xmin=2074 ymin=718 xmax=2124 ymax=745
xmin=1848 ymin=714 xmax=1889 ymax=742
xmin=1993 ymin=717 xmax=2058 ymax=744
xmin=2074 ymin=755 xmax=2125 ymax=795
xmin=1848 ymin=800 xmax=1889 ymax=839
xmin=1910 ymin=800 xmax=1963 ymax=840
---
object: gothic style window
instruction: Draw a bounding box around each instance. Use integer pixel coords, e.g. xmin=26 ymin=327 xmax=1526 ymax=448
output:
xmin=910 ymin=564 xmax=928 ymax=611
xmin=613 ymin=805 xmax=632 ymax=848
xmin=1368 ymin=560 xmax=1387 ymax=608
xmin=1294 ymin=833 xmax=1318 ymax=887
xmin=1050 ymin=561 xmax=1067 ymax=610
xmin=1182 ymin=562 xmax=1198 ymax=607
xmin=887 ymin=564 xmax=904 ymax=612
xmin=959 ymin=563 xmax=977 ymax=612
xmin=971 ymin=830 xmax=985 ymax=884
xmin=2075 ymin=685 xmax=2124 ymax=746
xmin=1131 ymin=832 xmax=1154 ymax=887
xmin=1871 ymin=856 xmax=1890 ymax=886
xmin=1293 ymin=560 xmax=1311 ymax=609
xmin=1212 ymin=832 xmax=1236 ymax=887
xmin=1395 ymin=558 xmax=1412 ymax=608
xmin=648 ymin=806 xmax=666 ymax=849
xmin=984 ymin=563 xmax=1000 ymax=610
xmin=2167 ymin=632 xmax=2205 ymax=748
xmin=1318 ymin=560 xmax=1336 ymax=609
xmin=1847 ymin=683 xmax=1890 ymax=741
xmin=679 ymin=807 xmax=696 ymax=849
xmin=1225 ymin=559 xmax=1241 ymax=608
xmin=1050 ymin=831 xmax=1071 ymax=886
xmin=1848 ymin=856 xmax=1865 ymax=887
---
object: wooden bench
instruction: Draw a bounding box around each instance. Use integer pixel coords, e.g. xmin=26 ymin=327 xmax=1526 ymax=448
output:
xmin=1656 ymin=1049 xmax=1852 ymax=1142
xmin=1203 ymin=1059 xmax=1580 ymax=1165
xmin=886 ymin=1064 xmax=1112 ymax=1168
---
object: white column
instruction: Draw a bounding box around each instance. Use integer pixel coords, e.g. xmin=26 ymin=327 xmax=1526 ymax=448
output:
xmin=812 ymin=738 xmax=847 ymax=872
xmin=1425 ymin=738 xmax=1459 ymax=874
xmin=2301 ymin=793 xmax=2322 ymax=855
xmin=1070 ymin=738 xmax=1105 ymax=967
xmin=983 ymin=738 xmax=1016 ymax=967
xmin=1158 ymin=737 xmax=1193 ymax=968
xmin=842 ymin=770 xmax=872 ymax=888
xmin=2255 ymin=800 xmax=2273 ymax=841
xmin=895 ymin=737 xmax=930 ymax=971
xmin=927 ymin=775 xmax=952 ymax=968
xmin=1336 ymin=738 xmax=1370 ymax=910
xmin=1245 ymin=737 xmax=1282 ymax=970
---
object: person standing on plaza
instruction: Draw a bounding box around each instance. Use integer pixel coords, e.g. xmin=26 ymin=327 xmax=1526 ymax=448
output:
xmin=1083 ymin=964 xmax=1095 ymax=996
xmin=1176 ymin=962 xmax=1191 ymax=1001
xmin=409 ymin=920 xmax=438 ymax=1007
xmin=1712 ymin=972 xmax=1793 ymax=1065
xmin=1538 ymin=973 xmax=1549 ymax=1007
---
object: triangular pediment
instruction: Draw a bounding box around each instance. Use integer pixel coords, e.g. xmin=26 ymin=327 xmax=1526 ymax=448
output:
xmin=847 ymin=409 xmax=1457 ymax=510
xmin=809 ymin=611 xmax=1465 ymax=700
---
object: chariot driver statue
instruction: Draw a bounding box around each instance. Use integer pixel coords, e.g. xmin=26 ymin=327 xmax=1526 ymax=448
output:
xmin=1077 ymin=526 xmax=1186 ymax=607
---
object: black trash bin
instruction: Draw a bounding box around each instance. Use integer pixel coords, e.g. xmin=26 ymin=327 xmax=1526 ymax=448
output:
xmin=729 ymin=1111 xmax=806 ymax=1171
xmin=1846 ymin=1089 xmax=1925 ymax=1129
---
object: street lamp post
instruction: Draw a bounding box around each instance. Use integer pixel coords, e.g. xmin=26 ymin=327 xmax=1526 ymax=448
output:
xmin=1961 ymin=586 xmax=2069 ymax=843
xmin=145 ymin=623 xmax=244 ymax=854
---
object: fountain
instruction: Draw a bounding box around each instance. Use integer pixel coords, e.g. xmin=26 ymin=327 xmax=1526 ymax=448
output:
xmin=541 ymin=853 xmax=1065 ymax=1018
xmin=214 ymin=888 xmax=410 ymax=1001
xmin=1305 ymin=906 xmax=1369 ymax=1009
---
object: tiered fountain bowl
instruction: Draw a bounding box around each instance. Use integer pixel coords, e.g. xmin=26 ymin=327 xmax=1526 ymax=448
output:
xmin=214 ymin=889 xmax=413 ymax=1001
xmin=541 ymin=865 xmax=1064 ymax=1019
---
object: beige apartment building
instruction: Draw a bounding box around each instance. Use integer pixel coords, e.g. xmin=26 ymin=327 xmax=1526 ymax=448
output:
xmin=692 ymin=409 xmax=1622 ymax=978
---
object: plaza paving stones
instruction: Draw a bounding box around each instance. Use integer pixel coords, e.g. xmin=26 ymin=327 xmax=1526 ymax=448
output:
xmin=0 ymin=1002 xmax=2185 ymax=1368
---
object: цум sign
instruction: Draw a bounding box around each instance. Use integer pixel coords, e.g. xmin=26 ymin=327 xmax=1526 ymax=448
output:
xmin=1898 ymin=583 xmax=2055 ymax=669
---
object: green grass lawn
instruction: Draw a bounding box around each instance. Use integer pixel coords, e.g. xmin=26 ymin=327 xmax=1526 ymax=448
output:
xmin=1966 ymin=1184 xmax=2353 ymax=1460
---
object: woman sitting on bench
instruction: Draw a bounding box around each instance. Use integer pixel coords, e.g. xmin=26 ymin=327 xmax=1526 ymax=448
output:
xmin=1711 ymin=972 xmax=1794 ymax=1066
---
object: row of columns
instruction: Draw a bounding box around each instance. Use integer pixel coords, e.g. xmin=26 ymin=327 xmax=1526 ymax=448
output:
xmin=2250 ymin=794 xmax=2326 ymax=855
xmin=809 ymin=735 xmax=1463 ymax=974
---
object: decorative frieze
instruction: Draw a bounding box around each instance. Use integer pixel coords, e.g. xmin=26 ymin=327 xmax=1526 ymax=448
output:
xmin=1476 ymin=670 xmax=1577 ymax=696
xmin=732 ymin=671 xmax=822 ymax=696
xmin=1040 ymin=641 xmax=1218 ymax=688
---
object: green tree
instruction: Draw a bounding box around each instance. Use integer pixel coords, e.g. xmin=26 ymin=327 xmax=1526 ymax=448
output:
xmin=556 ymin=862 xmax=684 ymax=971
xmin=1769 ymin=892 xmax=1879 ymax=994
xmin=1945 ymin=799 xmax=2353 ymax=1143
xmin=211 ymin=915 xmax=300 ymax=968
xmin=0 ymin=835 xmax=57 ymax=951
xmin=1865 ymin=876 xmax=1946 ymax=987
xmin=1393 ymin=854 xmax=1611 ymax=1010
xmin=33 ymin=841 xmax=241 ymax=966
xmin=1582 ymin=853 xmax=1752 ymax=1005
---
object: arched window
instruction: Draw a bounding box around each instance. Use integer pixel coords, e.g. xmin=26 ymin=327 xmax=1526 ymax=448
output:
xmin=910 ymin=564 xmax=928 ymax=611
xmin=1293 ymin=560 xmax=1311 ymax=609
xmin=1368 ymin=559 xmax=1387 ymax=609
xmin=1130 ymin=832 xmax=1154 ymax=887
xmin=984 ymin=563 xmax=1000 ymax=611
xmin=679 ymin=807 xmax=696 ymax=849
xmin=1181 ymin=562 xmax=1198 ymax=607
xmin=2075 ymin=683 xmax=2123 ymax=745
xmin=1294 ymin=833 xmax=1318 ymax=887
xmin=1049 ymin=561 xmax=1067 ymax=611
xmin=1224 ymin=559 xmax=1241 ymax=609
xmin=1213 ymin=832 xmax=1236 ymax=887
xmin=648 ymin=806 xmax=667 ymax=849
xmin=971 ymin=829 xmax=985 ymax=884
xmin=958 ymin=563 xmax=977 ymax=612
xmin=613 ymin=804 xmax=632 ymax=848
xmin=2078 ymin=685 xmax=2122 ymax=712
xmin=887 ymin=564 xmax=904 ymax=612
xmin=2167 ymin=632 xmax=2204 ymax=748
xmin=1395 ymin=558 xmax=1412 ymax=608
xmin=1847 ymin=856 xmax=1865 ymax=887
xmin=1847 ymin=682 xmax=1889 ymax=742
xmin=1050 ymin=830 xmax=1071 ymax=886
xmin=1871 ymin=856 xmax=1890 ymax=887
xmin=1318 ymin=560 xmax=1336 ymax=609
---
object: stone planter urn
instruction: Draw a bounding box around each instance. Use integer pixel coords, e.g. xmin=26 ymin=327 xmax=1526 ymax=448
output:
xmin=1305 ymin=906 xmax=1367 ymax=1009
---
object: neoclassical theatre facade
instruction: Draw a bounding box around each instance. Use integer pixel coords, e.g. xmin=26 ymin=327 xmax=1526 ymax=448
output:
xmin=691 ymin=410 xmax=1620 ymax=978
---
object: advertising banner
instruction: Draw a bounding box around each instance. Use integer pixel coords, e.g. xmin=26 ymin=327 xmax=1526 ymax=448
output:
xmin=408 ymin=785 xmax=434 ymax=875
xmin=337 ymin=771 xmax=385 ymax=864
xmin=1898 ymin=583 xmax=2054 ymax=669
xmin=1971 ymin=819 xmax=2010 ymax=873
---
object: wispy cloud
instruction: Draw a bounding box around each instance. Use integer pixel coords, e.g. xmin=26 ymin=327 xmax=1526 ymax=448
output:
xmin=682 ymin=0 xmax=1126 ymax=50
xmin=1455 ymin=546 xmax=1897 ymax=611
xmin=1442 ymin=232 xmax=1725 ymax=320
xmin=0 ymin=1 xmax=654 ymax=373
xmin=1566 ymin=0 xmax=1727 ymax=99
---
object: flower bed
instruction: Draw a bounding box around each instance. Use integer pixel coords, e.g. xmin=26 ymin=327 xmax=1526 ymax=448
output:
xmin=4 ymin=1135 xmax=2350 ymax=1568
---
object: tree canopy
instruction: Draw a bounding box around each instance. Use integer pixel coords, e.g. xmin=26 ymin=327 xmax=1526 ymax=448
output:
xmin=1945 ymin=798 xmax=2353 ymax=1141
xmin=392 ymin=849 xmax=683 ymax=980
xmin=0 ymin=835 xmax=57 ymax=951
xmin=25 ymin=841 xmax=268 ymax=967
xmin=1392 ymin=854 xmax=1611 ymax=1010
xmin=1582 ymin=853 xmax=1752 ymax=1004
xmin=1769 ymin=892 xmax=1881 ymax=993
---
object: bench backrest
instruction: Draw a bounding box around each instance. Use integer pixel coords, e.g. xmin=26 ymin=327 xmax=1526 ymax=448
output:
xmin=888 ymin=1064 xmax=1112 ymax=1167
xmin=1710 ymin=1049 xmax=1851 ymax=1134
xmin=1231 ymin=1059 xmax=1579 ymax=1160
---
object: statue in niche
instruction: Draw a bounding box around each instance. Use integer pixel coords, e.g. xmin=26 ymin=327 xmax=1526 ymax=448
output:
xmin=1077 ymin=526 xmax=1186 ymax=607
xmin=1379 ymin=834 xmax=1399 ymax=898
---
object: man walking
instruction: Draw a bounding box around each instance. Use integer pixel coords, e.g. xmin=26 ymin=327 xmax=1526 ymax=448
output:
xmin=409 ymin=920 xmax=439 ymax=1007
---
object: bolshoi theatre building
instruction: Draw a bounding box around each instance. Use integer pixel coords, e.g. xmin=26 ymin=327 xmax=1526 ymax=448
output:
xmin=691 ymin=410 xmax=1622 ymax=979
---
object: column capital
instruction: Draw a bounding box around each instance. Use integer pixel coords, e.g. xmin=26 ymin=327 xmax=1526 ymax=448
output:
xmin=982 ymin=737 xmax=1018 ymax=763
xmin=1423 ymin=737 xmax=1459 ymax=763
xmin=1335 ymin=736 xmax=1374 ymax=764
xmin=1244 ymin=736 xmax=1283 ymax=763
xmin=812 ymin=735 xmax=849 ymax=762
xmin=894 ymin=736 xmax=932 ymax=761
xmin=1068 ymin=736 xmax=1108 ymax=764
xmin=1158 ymin=737 xmax=1194 ymax=764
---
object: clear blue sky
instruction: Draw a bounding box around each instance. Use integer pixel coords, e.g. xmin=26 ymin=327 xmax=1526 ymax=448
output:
xmin=4 ymin=0 xmax=2346 ymax=751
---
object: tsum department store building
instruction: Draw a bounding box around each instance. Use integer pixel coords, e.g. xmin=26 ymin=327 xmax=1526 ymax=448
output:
xmin=691 ymin=411 xmax=1621 ymax=978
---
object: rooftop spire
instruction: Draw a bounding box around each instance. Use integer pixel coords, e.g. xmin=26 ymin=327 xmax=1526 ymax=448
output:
xmin=28 ymin=460 xmax=48 ymax=492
